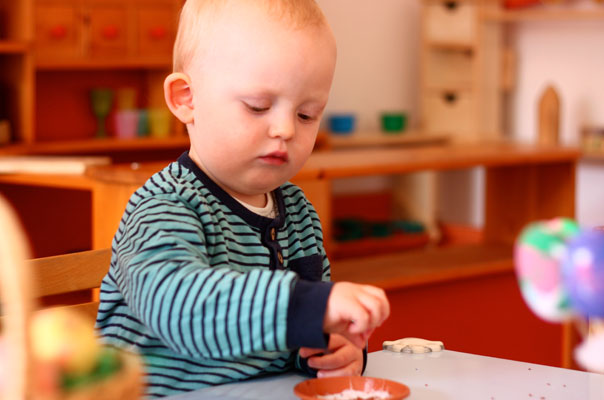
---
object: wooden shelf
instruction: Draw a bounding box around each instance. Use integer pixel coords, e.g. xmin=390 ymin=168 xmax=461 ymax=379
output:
xmin=581 ymin=151 xmax=604 ymax=162
xmin=0 ymin=41 xmax=29 ymax=54
xmin=330 ymin=232 xmax=431 ymax=260
xmin=0 ymin=172 xmax=96 ymax=191
xmin=306 ymin=142 xmax=581 ymax=179
xmin=35 ymin=59 xmax=172 ymax=70
xmin=425 ymin=85 xmax=474 ymax=94
xmin=484 ymin=8 xmax=604 ymax=22
xmin=0 ymin=136 xmax=190 ymax=156
xmin=327 ymin=132 xmax=450 ymax=149
xmin=331 ymin=243 xmax=513 ymax=290
xmin=426 ymin=41 xmax=475 ymax=52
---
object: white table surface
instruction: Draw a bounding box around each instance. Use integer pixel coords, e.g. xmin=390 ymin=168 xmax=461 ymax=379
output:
xmin=168 ymin=350 xmax=604 ymax=399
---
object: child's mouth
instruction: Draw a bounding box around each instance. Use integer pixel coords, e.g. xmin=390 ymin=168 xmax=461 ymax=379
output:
xmin=260 ymin=151 xmax=289 ymax=165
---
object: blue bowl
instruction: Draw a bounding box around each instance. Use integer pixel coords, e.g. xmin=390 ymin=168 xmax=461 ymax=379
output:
xmin=328 ymin=113 xmax=355 ymax=135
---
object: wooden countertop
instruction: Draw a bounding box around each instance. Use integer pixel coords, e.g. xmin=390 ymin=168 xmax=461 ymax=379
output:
xmin=84 ymin=142 xmax=580 ymax=185
xmin=331 ymin=243 xmax=513 ymax=290
xmin=0 ymin=142 xmax=580 ymax=191
xmin=306 ymin=141 xmax=580 ymax=178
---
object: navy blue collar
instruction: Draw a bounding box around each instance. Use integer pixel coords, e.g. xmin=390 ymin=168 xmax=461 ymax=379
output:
xmin=177 ymin=151 xmax=285 ymax=231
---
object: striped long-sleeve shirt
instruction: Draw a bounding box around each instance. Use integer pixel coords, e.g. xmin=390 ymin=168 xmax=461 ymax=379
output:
xmin=96 ymin=152 xmax=333 ymax=398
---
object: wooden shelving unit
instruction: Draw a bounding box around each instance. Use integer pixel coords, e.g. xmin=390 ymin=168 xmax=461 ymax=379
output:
xmin=483 ymin=7 xmax=604 ymax=22
xmin=0 ymin=0 xmax=183 ymax=154
xmin=0 ymin=41 xmax=30 ymax=54
xmin=0 ymin=136 xmax=189 ymax=156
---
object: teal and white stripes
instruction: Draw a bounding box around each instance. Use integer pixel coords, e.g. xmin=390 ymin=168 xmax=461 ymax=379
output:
xmin=96 ymin=153 xmax=331 ymax=398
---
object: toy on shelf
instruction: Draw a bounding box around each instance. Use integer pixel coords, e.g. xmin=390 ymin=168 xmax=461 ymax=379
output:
xmin=90 ymin=88 xmax=114 ymax=139
xmin=514 ymin=218 xmax=604 ymax=372
xmin=0 ymin=195 xmax=142 ymax=400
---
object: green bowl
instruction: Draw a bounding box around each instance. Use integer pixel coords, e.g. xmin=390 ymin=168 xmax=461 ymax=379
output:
xmin=381 ymin=112 xmax=407 ymax=133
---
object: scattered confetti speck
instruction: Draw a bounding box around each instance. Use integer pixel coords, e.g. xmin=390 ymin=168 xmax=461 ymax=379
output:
xmin=563 ymin=384 xmax=566 ymax=388
xmin=424 ymin=384 xmax=428 ymax=387
xmin=529 ymin=394 xmax=532 ymax=398
xmin=546 ymin=383 xmax=551 ymax=386
xmin=528 ymin=367 xmax=532 ymax=371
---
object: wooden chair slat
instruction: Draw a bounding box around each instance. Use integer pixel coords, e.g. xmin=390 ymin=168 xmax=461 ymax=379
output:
xmin=25 ymin=249 xmax=111 ymax=297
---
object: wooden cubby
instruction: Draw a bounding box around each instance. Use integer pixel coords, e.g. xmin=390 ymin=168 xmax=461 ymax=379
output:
xmin=420 ymin=0 xmax=504 ymax=143
xmin=0 ymin=0 xmax=185 ymax=158
xmin=0 ymin=0 xmax=35 ymax=146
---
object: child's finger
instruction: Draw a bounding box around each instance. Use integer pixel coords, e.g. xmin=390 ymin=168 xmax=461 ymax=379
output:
xmin=360 ymin=328 xmax=374 ymax=343
xmin=299 ymin=347 xmax=325 ymax=358
xmin=307 ymin=351 xmax=346 ymax=370
xmin=341 ymin=330 xmax=366 ymax=349
xmin=345 ymin=310 xmax=370 ymax=334
xmin=317 ymin=364 xmax=362 ymax=378
xmin=361 ymin=285 xmax=390 ymax=321
xmin=355 ymin=291 xmax=388 ymax=329
xmin=361 ymin=287 xmax=390 ymax=325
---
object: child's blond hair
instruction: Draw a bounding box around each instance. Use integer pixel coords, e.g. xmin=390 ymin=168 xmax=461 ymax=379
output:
xmin=173 ymin=0 xmax=328 ymax=72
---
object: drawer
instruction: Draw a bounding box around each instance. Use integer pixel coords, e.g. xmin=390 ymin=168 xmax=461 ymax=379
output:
xmin=424 ymin=49 xmax=473 ymax=89
xmin=423 ymin=91 xmax=476 ymax=136
xmin=87 ymin=2 xmax=128 ymax=58
xmin=424 ymin=1 xmax=476 ymax=45
xmin=35 ymin=0 xmax=82 ymax=61
xmin=135 ymin=2 xmax=179 ymax=59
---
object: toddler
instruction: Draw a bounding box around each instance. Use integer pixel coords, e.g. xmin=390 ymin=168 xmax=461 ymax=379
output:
xmin=96 ymin=0 xmax=390 ymax=397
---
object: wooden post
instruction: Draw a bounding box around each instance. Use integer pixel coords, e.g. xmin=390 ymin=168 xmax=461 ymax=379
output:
xmin=538 ymin=85 xmax=560 ymax=146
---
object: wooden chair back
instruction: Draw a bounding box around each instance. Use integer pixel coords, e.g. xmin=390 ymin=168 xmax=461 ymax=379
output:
xmin=26 ymin=248 xmax=111 ymax=319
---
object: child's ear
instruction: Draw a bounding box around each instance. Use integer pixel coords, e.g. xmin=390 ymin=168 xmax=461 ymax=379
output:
xmin=164 ymin=72 xmax=194 ymax=124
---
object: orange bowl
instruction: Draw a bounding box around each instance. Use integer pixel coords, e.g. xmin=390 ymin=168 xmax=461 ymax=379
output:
xmin=293 ymin=376 xmax=410 ymax=400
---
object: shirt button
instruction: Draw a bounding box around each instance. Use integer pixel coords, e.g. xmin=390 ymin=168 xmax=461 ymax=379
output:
xmin=277 ymin=251 xmax=283 ymax=264
xmin=270 ymin=228 xmax=276 ymax=241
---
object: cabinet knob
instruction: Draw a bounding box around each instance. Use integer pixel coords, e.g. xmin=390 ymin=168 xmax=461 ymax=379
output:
xmin=443 ymin=92 xmax=458 ymax=104
xmin=149 ymin=26 xmax=167 ymax=40
xmin=49 ymin=25 xmax=67 ymax=40
xmin=101 ymin=25 xmax=120 ymax=40
xmin=444 ymin=1 xmax=459 ymax=11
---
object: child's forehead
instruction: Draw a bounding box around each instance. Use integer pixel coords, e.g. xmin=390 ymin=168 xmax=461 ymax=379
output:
xmin=176 ymin=0 xmax=334 ymax=74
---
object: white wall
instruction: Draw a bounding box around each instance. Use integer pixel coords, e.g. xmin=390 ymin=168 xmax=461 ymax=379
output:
xmin=316 ymin=1 xmax=604 ymax=227
xmin=510 ymin=19 xmax=604 ymax=227
xmin=317 ymin=0 xmax=420 ymax=132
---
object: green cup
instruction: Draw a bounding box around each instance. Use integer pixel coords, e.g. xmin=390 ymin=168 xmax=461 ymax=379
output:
xmin=380 ymin=112 xmax=407 ymax=134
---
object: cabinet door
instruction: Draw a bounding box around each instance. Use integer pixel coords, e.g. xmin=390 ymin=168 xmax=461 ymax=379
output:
xmin=135 ymin=1 xmax=178 ymax=60
xmin=424 ymin=49 xmax=473 ymax=90
xmin=423 ymin=91 xmax=476 ymax=139
xmin=35 ymin=0 xmax=82 ymax=62
xmin=86 ymin=2 xmax=128 ymax=59
xmin=424 ymin=0 xmax=476 ymax=45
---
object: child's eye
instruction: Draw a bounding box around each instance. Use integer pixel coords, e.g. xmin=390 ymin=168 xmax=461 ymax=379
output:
xmin=244 ymin=102 xmax=270 ymax=113
xmin=298 ymin=113 xmax=315 ymax=122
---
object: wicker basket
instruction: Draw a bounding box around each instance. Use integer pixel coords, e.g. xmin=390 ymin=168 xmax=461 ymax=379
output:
xmin=0 ymin=195 xmax=142 ymax=400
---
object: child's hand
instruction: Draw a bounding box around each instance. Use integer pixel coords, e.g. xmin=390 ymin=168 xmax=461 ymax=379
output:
xmin=323 ymin=282 xmax=390 ymax=348
xmin=299 ymin=334 xmax=363 ymax=378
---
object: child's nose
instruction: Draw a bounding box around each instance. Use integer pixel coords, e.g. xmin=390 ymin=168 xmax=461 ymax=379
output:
xmin=268 ymin=114 xmax=295 ymax=140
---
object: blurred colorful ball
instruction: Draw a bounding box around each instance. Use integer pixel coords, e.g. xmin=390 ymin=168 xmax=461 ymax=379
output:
xmin=514 ymin=218 xmax=580 ymax=322
xmin=30 ymin=308 xmax=101 ymax=375
xmin=561 ymin=230 xmax=604 ymax=317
